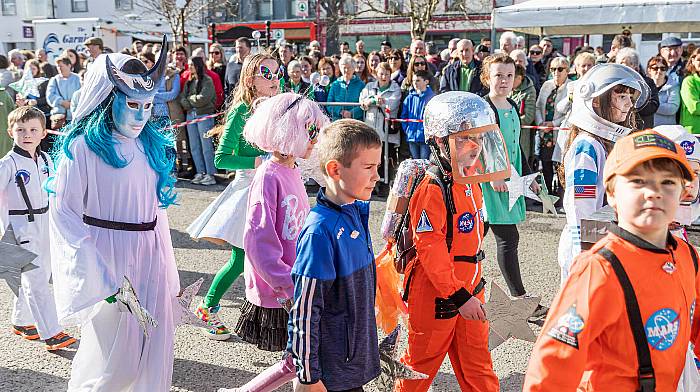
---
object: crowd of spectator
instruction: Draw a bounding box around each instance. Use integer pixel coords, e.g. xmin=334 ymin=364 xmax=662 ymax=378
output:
xmin=1 ymin=33 xmax=699 ymax=192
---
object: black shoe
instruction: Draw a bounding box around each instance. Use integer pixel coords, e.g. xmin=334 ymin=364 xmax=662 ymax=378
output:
xmin=528 ymin=304 xmax=549 ymax=322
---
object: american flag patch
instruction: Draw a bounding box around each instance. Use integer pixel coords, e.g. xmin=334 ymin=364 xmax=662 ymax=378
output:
xmin=574 ymin=185 xmax=597 ymax=199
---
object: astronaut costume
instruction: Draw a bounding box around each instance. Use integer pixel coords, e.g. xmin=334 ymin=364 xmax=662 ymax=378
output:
xmin=0 ymin=144 xmax=61 ymax=340
xmin=558 ymin=64 xmax=649 ymax=283
xmin=49 ymin=38 xmax=181 ymax=391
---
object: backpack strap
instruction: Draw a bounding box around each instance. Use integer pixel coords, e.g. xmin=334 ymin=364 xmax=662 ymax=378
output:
xmin=427 ymin=165 xmax=456 ymax=252
xmin=596 ymin=247 xmax=656 ymax=392
xmin=681 ymin=238 xmax=699 ymax=274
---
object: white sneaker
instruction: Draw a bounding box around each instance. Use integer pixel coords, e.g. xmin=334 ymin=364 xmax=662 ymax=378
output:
xmin=199 ymin=174 xmax=217 ymax=186
xmin=191 ymin=173 xmax=205 ymax=184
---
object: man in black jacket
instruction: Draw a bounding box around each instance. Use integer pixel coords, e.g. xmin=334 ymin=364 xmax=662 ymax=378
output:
xmin=439 ymin=39 xmax=486 ymax=95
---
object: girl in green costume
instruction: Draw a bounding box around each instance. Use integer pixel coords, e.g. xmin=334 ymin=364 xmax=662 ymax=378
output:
xmin=187 ymin=53 xmax=281 ymax=340
xmin=479 ymin=54 xmax=548 ymax=321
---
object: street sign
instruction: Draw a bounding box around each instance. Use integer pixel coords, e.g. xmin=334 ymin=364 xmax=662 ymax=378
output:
xmin=272 ymin=29 xmax=284 ymax=41
xmin=296 ymin=0 xmax=309 ymax=18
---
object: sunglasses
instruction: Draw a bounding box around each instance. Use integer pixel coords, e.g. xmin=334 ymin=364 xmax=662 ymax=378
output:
xmin=257 ymin=65 xmax=283 ymax=81
xmin=550 ymin=67 xmax=567 ymax=72
xmin=649 ymin=65 xmax=668 ymax=71
xmin=388 ymin=56 xmax=400 ymax=61
xmin=307 ymin=123 xmax=319 ymax=141
xmin=414 ymin=62 xmax=427 ymax=67
xmin=529 ymin=50 xmax=542 ymax=55
xmin=211 ymin=51 xmax=221 ymax=55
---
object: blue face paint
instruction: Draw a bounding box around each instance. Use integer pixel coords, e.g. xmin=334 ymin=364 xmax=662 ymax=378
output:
xmin=111 ymin=91 xmax=154 ymax=138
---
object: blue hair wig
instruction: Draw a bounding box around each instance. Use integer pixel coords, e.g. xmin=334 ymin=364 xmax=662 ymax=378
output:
xmin=48 ymin=92 xmax=177 ymax=208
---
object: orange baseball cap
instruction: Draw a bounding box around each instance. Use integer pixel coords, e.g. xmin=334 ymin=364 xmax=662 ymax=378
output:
xmin=603 ymin=130 xmax=695 ymax=184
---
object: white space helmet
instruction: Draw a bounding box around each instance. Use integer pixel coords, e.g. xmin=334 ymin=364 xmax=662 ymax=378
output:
xmin=568 ymin=63 xmax=650 ymax=142
xmin=654 ymin=125 xmax=700 ymax=163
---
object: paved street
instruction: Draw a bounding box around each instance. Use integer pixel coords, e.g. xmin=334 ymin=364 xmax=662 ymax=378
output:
xmin=0 ymin=180 xmax=627 ymax=391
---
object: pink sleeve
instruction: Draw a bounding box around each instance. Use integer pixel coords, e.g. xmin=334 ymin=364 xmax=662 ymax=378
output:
xmin=243 ymin=173 xmax=294 ymax=297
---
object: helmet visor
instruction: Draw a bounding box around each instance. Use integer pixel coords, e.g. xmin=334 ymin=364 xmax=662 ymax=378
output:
xmin=448 ymin=124 xmax=511 ymax=184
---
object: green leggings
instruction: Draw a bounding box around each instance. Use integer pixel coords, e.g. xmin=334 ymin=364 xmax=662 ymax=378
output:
xmin=204 ymin=246 xmax=245 ymax=308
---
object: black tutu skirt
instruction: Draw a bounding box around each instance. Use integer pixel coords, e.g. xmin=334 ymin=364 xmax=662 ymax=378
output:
xmin=235 ymin=299 xmax=289 ymax=352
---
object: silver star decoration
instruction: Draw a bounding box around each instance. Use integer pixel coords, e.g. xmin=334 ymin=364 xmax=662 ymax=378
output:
xmin=374 ymin=325 xmax=428 ymax=392
xmin=115 ymin=275 xmax=158 ymax=337
xmin=173 ymin=277 xmax=208 ymax=329
xmin=520 ymin=172 xmax=560 ymax=216
xmin=505 ymin=165 xmax=541 ymax=211
xmin=0 ymin=225 xmax=38 ymax=296
xmin=483 ymin=282 xmax=539 ymax=351
xmin=9 ymin=70 xmax=46 ymax=99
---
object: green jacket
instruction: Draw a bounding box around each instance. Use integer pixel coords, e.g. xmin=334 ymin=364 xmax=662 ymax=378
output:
xmin=0 ymin=88 xmax=16 ymax=156
xmin=179 ymin=75 xmax=216 ymax=115
xmin=481 ymin=106 xmax=525 ymax=225
xmin=214 ymin=102 xmax=265 ymax=170
xmin=509 ymin=76 xmax=537 ymax=127
xmin=681 ymin=73 xmax=700 ymax=134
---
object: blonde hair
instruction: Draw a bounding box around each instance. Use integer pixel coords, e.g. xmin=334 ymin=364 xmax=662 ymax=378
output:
xmin=550 ymin=56 xmax=570 ymax=69
xmin=207 ymin=43 xmax=227 ymax=68
xmin=317 ymin=119 xmax=381 ymax=174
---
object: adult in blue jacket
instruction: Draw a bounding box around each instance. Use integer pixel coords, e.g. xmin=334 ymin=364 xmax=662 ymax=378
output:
xmin=327 ymin=55 xmax=365 ymax=121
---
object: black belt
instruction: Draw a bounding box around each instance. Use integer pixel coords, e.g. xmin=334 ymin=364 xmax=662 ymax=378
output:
xmin=454 ymin=250 xmax=486 ymax=263
xmin=83 ymin=215 xmax=157 ymax=231
xmin=435 ymin=278 xmax=487 ymax=319
xmin=9 ymin=205 xmax=49 ymax=217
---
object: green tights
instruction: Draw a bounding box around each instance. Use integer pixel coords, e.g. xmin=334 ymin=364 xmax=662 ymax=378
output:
xmin=203 ymin=246 xmax=245 ymax=308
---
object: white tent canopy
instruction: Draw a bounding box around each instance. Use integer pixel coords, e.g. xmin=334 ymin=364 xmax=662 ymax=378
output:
xmin=493 ymin=0 xmax=700 ymax=36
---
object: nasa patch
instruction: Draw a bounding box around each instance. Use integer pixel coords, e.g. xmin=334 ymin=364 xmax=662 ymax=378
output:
xmin=547 ymin=304 xmax=585 ymax=349
xmin=15 ymin=170 xmax=30 ymax=185
xmin=416 ymin=210 xmax=433 ymax=233
xmin=645 ymin=308 xmax=680 ymax=351
xmin=680 ymin=140 xmax=695 ymax=156
xmin=457 ymin=212 xmax=474 ymax=233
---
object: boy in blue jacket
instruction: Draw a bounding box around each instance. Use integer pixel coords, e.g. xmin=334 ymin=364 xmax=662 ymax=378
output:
xmin=288 ymin=119 xmax=382 ymax=392
xmin=401 ymin=70 xmax=435 ymax=160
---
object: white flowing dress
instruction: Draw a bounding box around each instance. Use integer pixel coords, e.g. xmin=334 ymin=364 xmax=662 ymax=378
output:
xmin=186 ymin=168 xmax=255 ymax=248
xmin=49 ymin=134 xmax=180 ymax=392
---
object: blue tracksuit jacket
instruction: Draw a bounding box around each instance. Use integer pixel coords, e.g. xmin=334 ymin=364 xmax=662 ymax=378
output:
xmin=287 ymin=188 xmax=380 ymax=390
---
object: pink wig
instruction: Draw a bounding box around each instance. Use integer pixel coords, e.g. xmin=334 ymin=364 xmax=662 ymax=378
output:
xmin=243 ymin=92 xmax=330 ymax=157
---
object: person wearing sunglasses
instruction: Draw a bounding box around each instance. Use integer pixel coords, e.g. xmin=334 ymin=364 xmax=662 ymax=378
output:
xmin=647 ymin=55 xmax=680 ymax=126
xmin=327 ymin=54 xmax=366 ymax=121
xmin=535 ymin=57 xmax=571 ymax=192
xmin=528 ymin=44 xmax=546 ymax=84
xmin=402 ymin=54 xmax=436 ymax=93
xmin=387 ymin=48 xmax=407 ymax=86
xmin=207 ymin=43 xmax=228 ymax=99
xmin=188 ymin=53 xmax=280 ymax=341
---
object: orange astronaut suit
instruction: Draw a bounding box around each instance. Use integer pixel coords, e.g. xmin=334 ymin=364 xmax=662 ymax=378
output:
xmin=524 ymin=224 xmax=700 ymax=391
xmin=397 ymin=174 xmax=499 ymax=392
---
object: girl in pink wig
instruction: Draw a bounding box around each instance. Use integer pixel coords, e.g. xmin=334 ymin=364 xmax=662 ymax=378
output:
xmin=234 ymin=92 xmax=329 ymax=352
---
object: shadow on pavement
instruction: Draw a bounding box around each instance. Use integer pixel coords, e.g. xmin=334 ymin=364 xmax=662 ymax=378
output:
xmin=177 ymin=269 xmax=245 ymax=307
xmin=0 ymin=367 xmax=67 ymax=391
xmin=172 ymin=358 xmax=263 ymax=392
xmin=500 ymin=372 xmax=525 ymax=391
xmin=170 ymin=229 xmax=229 ymax=251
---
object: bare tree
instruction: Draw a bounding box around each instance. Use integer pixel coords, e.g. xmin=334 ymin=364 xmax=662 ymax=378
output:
xmin=134 ymin=0 xmax=238 ymax=46
xmin=357 ymin=0 xmax=441 ymax=40
xmin=317 ymin=0 xmax=349 ymax=55
xmin=450 ymin=0 xmax=492 ymax=30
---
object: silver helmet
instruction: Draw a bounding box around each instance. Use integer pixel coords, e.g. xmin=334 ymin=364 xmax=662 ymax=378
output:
xmin=568 ymin=63 xmax=650 ymax=142
xmin=423 ymin=91 xmax=497 ymax=139
xmin=423 ymin=91 xmax=510 ymax=184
